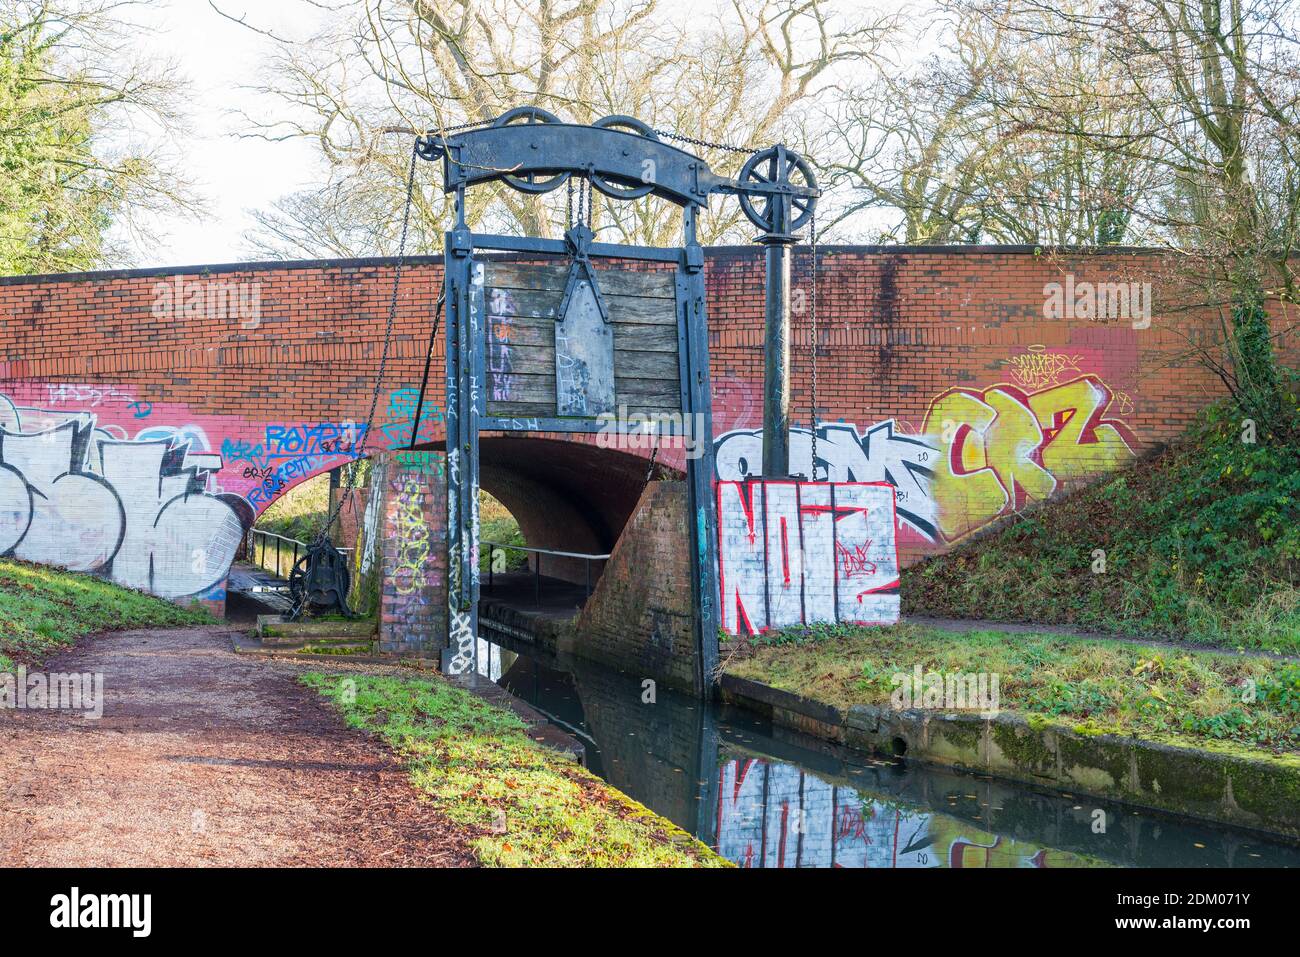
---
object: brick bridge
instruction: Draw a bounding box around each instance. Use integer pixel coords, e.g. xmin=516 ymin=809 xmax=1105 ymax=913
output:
xmin=0 ymin=246 xmax=1268 ymax=681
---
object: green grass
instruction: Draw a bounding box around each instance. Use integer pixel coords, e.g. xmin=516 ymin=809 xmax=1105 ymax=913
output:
xmin=479 ymin=491 xmax=528 ymax=572
xmin=256 ymin=473 xmax=331 ymax=544
xmin=301 ymin=672 xmax=727 ymax=867
xmin=727 ymin=623 xmax=1300 ymax=759
xmin=0 ymin=558 xmax=212 ymax=672
xmin=903 ymin=389 xmax=1300 ymax=652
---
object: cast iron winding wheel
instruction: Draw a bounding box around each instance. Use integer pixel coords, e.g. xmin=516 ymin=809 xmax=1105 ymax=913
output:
xmin=493 ymin=106 xmax=570 ymax=194
xmin=737 ymin=145 xmax=818 ymax=234
xmin=589 ymin=115 xmax=660 ymax=200
xmin=288 ymin=538 xmax=353 ymax=620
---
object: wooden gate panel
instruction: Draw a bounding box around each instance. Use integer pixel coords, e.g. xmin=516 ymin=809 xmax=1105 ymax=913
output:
xmin=483 ymin=262 xmax=682 ymax=419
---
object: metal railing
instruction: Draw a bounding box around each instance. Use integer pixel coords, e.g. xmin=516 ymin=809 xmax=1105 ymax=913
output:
xmin=482 ymin=541 xmax=610 ymax=602
xmin=244 ymin=527 xmax=352 ymax=582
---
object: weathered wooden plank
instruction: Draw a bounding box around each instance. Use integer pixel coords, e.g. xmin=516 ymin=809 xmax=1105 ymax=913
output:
xmin=488 ymin=344 xmax=678 ymax=381
xmin=486 ymin=285 xmax=676 ymax=326
xmin=486 ymin=317 xmax=680 ymax=356
xmin=487 ymin=374 xmax=681 ymax=415
xmin=485 ymin=262 xmax=676 ymax=299
xmin=487 ymin=396 xmax=684 ymax=418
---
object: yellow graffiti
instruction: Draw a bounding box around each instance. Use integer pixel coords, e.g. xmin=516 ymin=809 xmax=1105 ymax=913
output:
xmin=925 ymin=816 xmax=1110 ymax=868
xmin=923 ymin=376 xmax=1136 ymax=541
xmin=1002 ymin=345 xmax=1083 ymax=391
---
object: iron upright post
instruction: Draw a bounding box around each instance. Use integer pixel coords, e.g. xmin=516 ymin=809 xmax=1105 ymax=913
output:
xmin=761 ymin=234 xmax=793 ymax=476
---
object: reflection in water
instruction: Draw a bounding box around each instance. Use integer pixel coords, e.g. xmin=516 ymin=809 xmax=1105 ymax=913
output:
xmin=477 ymin=637 xmax=1300 ymax=869
xmin=716 ymin=758 xmax=1103 ymax=868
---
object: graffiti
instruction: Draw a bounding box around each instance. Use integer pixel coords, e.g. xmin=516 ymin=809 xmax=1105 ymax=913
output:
xmin=378 ymin=388 xmax=443 ymax=449
xmin=237 ymin=422 xmax=367 ymax=509
xmin=0 ymin=395 xmax=249 ymax=599
xmin=835 ymin=540 xmax=877 ymax=579
xmin=221 ymin=437 xmax=264 ymax=464
xmin=447 ymin=610 xmax=475 ymax=674
xmin=394 ymin=450 xmax=445 ymax=476
xmin=134 ymin=423 xmax=212 ymax=453
xmin=1002 ymin=345 xmax=1082 ymax=391
xmin=715 ymin=420 xmax=937 ymax=540
xmin=715 ymin=758 xmax=1100 ymax=868
xmin=487 ymin=288 xmax=518 ymax=403
xmin=265 ymin=422 xmax=365 ymax=460
xmin=716 ymin=480 xmax=900 ymax=634
xmin=43 ymin=384 xmax=138 ymax=408
xmin=921 ymin=375 xmax=1136 ymax=541
xmin=390 ymin=476 xmax=430 ymax=596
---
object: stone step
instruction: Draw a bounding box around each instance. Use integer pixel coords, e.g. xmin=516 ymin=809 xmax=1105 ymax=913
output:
xmin=255 ymin=614 xmax=377 ymax=642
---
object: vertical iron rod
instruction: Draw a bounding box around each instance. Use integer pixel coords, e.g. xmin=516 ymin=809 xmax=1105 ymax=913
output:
xmin=762 ymin=238 xmax=792 ymax=475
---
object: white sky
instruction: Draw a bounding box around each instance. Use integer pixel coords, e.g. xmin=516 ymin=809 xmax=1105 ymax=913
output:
xmin=119 ymin=0 xmax=919 ymax=268
xmin=122 ymin=0 xmax=327 ymax=267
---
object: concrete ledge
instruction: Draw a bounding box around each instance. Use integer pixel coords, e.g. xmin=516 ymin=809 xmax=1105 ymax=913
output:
xmin=719 ymin=673 xmax=1300 ymax=841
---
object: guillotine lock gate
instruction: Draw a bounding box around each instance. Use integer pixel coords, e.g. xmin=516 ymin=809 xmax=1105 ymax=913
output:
xmin=414 ymin=109 xmax=819 ymax=686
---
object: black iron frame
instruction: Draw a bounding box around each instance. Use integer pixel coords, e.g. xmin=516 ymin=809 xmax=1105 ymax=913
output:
xmin=416 ymin=113 xmax=818 ymax=691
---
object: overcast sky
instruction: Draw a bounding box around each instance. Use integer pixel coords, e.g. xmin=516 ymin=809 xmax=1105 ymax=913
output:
xmin=123 ymin=0 xmax=326 ymax=267
xmin=120 ymin=0 xmax=912 ymax=267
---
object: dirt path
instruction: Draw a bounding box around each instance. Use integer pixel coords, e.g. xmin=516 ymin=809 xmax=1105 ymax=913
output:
xmin=0 ymin=627 xmax=475 ymax=867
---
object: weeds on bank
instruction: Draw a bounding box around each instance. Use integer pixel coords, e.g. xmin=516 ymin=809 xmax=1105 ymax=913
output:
xmin=727 ymin=623 xmax=1300 ymax=758
xmin=301 ymin=672 xmax=726 ymax=867
xmin=0 ymin=558 xmax=211 ymax=673
xmin=901 ymin=388 xmax=1300 ymax=653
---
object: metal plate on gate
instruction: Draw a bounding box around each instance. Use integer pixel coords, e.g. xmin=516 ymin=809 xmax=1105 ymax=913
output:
xmin=555 ymin=277 xmax=615 ymax=416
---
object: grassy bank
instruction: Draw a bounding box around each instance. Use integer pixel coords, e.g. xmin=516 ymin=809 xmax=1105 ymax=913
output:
xmin=0 ymin=559 xmax=211 ymax=672
xmin=725 ymin=623 xmax=1300 ymax=759
xmin=256 ymin=473 xmax=331 ymax=543
xmin=479 ymin=491 xmax=528 ymax=572
xmin=302 ymin=672 xmax=726 ymax=867
xmin=902 ymin=398 xmax=1300 ymax=652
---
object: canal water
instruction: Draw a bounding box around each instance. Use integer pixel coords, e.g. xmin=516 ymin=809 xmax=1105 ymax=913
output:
xmin=476 ymin=637 xmax=1300 ymax=868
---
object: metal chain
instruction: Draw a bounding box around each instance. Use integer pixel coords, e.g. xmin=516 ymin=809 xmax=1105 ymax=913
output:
xmin=320 ymin=144 xmax=419 ymax=543
xmin=422 ymin=116 xmax=495 ymax=141
xmin=652 ymin=127 xmax=759 ymax=155
xmin=809 ymin=209 xmax=820 ymax=480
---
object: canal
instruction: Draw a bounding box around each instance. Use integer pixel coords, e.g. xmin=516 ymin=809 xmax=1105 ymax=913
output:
xmin=476 ymin=636 xmax=1300 ymax=868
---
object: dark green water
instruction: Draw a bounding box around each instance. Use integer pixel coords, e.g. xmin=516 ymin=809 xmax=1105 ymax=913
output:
xmin=476 ymin=637 xmax=1300 ymax=868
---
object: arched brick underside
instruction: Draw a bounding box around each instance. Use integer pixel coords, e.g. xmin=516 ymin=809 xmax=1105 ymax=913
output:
xmin=481 ymin=437 xmax=681 ymax=583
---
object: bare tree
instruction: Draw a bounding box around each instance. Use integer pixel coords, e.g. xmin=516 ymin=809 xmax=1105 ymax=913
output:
xmin=820 ymin=1 xmax=1161 ymax=245
xmin=0 ymin=0 xmax=197 ymax=274
xmin=973 ymin=0 xmax=1300 ymax=428
xmin=229 ymin=0 xmax=897 ymax=256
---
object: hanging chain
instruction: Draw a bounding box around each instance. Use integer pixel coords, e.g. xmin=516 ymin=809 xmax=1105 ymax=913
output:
xmin=319 ymin=144 xmax=419 ymax=543
xmin=420 ymin=116 xmax=495 ymax=143
xmin=808 ymin=209 xmax=820 ymax=481
xmin=653 ymin=128 xmax=759 ymax=155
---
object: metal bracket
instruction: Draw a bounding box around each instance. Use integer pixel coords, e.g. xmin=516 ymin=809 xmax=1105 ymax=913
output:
xmin=557 ymin=224 xmax=610 ymax=324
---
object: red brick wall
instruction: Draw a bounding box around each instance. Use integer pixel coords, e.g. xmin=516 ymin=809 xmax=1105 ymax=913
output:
xmin=575 ymin=480 xmax=700 ymax=693
xmin=0 ymin=247 xmax=1288 ymax=612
